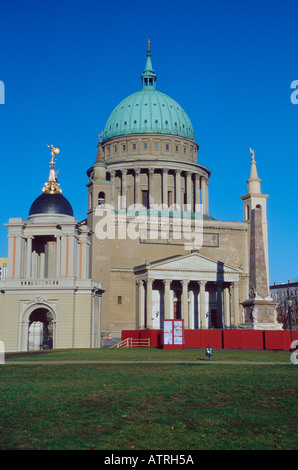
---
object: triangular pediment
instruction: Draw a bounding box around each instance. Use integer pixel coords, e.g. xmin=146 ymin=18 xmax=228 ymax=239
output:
xmin=153 ymin=252 xmax=241 ymax=272
xmin=135 ymin=252 xmax=242 ymax=282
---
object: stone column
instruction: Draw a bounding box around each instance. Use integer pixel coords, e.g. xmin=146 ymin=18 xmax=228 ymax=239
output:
xmin=175 ymin=169 xmax=181 ymax=209
xmin=61 ymin=234 xmax=68 ymax=277
xmin=121 ymin=169 xmax=127 ymax=209
xmin=137 ymin=280 xmax=145 ymax=329
xmin=115 ymin=171 xmax=121 ymax=210
xmin=216 ymin=281 xmax=223 ymax=328
xmin=163 ymin=279 xmax=171 ymax=319
xmin=135 ymin=168 xmax=141 ymax=206
xmin=201 ymin=177 xmax=206 ymax=214
xmin=205 ymin=178 xmax=209 ymax=215
xmin=55 ymin=235 xmax=61 ymax=278
xmin=181 ymin=280 xmax=190 ymax=328
xmin=68 ymin=234 xmax=75 ymax=278
xmin=85 ymin=239 xmax=90 ymax=279
xmin=162 ymin=169 xmax=168 ymax=207
xmin=78 ymin=235 xmax=89 ymax=280
xmin=39 ymin=249 xmax=45 ymax=279
xmin=7 ymin=234 xmax=15 ymax=279
xmin=199 ymin=281 xmax=207 ymax=329
xmin=146 ymin=279 xmax=153 ymax=329
xmin=186 ymin=172 xmax=192 ymax=210
xmin=14 ymin=235 xmax=23 ymax=279
xmin=148 ymin=168 xmax=154 ymax=206
xmin=195 ymin=174 xmax=201 ymax=211
xmin=223 ymin=285 xmax=231 ymax=327
xmin=25 ymin=236 xmax=33 ymax=279
xmin=110 ymin=170 xmax=116 ymax=207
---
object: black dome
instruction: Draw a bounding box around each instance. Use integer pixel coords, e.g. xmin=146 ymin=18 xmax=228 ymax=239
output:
xmin=29 ymin=192 xmax=74 ymax=217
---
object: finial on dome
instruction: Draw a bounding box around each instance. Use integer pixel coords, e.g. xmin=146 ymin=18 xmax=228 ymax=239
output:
xmin=146 ymin=38 xmax=151 ymax=56
xmin=141 ymin=39 xmax=157 ymax=89
xmin=43 ymin=145 xmax=62 ymax=194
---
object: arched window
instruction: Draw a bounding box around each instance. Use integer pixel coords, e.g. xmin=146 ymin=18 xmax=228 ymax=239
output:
xmin=98 ymin=192 xmax=105 ymax=207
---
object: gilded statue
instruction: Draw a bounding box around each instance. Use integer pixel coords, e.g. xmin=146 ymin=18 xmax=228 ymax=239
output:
xmin=47 ymin=144 xmax=60 ymax=166
xmin=42 ymin=145 xmax=62 ymax=194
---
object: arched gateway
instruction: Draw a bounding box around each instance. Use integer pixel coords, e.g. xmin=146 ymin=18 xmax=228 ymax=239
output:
xmin=28 ymin=308 xmax=54 ymax=351
xmin=19 ymin=298 xmax=57 ymax=351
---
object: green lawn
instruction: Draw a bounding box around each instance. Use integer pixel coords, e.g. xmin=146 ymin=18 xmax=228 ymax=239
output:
xmin=4 ymin=347 xmax=292 ymax=362
xmin=1 ymin=348 xmax=297 ymax=450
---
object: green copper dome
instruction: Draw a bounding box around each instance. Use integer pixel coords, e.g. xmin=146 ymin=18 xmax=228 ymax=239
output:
xmin=102 ymin=51 xmax=195 ymax=142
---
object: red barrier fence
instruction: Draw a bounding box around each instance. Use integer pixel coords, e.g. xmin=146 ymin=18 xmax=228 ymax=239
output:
xmin=121 ymin=329 xmax=298 ymax=350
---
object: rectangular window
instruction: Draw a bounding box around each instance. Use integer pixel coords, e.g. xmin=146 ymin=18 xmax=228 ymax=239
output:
xmin=166 ymin=144 xmax=169 ymax=151
xmin=123 ymin=145 xmax=126 ymax=151
xmin=117 ymin=296 xmax=122 ymax=305
xmin=155 ymin=143 xmax=159 ymax=150
xmin=133 ymin=144 xmax=136 ymax=150
xmin=114 ymin=146 xmax=117 ymax=153
xmin=144 ymin=143 xmax=148 ymax=150
xmin=176 ymin=146 xmax=178 ymax=152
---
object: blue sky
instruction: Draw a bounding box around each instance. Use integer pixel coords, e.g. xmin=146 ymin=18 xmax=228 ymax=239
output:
xmin=0 ymin=0 xmax=297 ymax=285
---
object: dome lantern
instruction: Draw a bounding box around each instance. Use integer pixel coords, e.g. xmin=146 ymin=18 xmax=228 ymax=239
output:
xmin=141 ymin=39 xmax=157 ymax=89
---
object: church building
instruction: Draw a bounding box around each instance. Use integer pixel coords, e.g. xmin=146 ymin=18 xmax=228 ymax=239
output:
xmin=0 ymin=45 xmax=282 ymax=352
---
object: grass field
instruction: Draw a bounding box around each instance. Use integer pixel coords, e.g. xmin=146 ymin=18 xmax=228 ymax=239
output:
xmin=1 ymin=348 xmax=297 ymax=450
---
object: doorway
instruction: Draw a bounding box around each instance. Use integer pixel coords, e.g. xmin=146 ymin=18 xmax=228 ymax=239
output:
xmin=210 ymin=308 xmax=218 ymax=328
xmin=173 ymin=300 xmax=181 ymax=319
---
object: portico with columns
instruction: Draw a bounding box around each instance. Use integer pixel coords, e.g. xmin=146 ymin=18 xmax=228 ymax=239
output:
xmin=134 ymin=252 xmax=243 ymax=331
xmin=5 ymin=215 xmax=91 ymax=282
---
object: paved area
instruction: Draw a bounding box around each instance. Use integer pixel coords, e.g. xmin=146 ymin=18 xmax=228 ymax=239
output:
xmin=3 ymin=360 xmax=291 ymax=365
